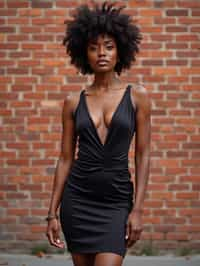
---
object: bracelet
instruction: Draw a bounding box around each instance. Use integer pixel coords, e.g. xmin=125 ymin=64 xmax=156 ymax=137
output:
xmin=45 ymin=213 xmax=59 ymax=222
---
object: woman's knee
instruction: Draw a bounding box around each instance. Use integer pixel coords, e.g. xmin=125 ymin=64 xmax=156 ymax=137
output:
xmin=71 ymin=252 xmax=96 ymax=266
xmin=94 ymin=252 xmax=123 ymax=266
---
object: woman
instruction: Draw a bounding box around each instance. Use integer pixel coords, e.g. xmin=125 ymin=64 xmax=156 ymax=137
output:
xmin=45 ymin=1 xmax=151 ymax=266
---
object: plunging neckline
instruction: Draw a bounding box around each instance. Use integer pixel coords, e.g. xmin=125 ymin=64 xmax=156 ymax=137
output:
xmin=83 ymin=84 xmax=129 ymax=148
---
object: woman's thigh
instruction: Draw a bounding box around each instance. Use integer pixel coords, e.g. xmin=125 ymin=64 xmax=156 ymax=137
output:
xmin=94 ymin=252 xmax=123 ymax=266
xmin=71 ymin=252 xmax=96 ymax=266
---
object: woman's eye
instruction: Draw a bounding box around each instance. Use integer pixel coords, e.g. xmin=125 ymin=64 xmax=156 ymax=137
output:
xmin=89 ymin=45 xmax=113 ymax=50
xmin=89 ymin=46 xmax=97 ymax=50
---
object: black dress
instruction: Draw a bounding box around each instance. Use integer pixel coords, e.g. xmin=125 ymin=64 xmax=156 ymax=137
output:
xmin=59 ymin=84 xmax=136 ymax=258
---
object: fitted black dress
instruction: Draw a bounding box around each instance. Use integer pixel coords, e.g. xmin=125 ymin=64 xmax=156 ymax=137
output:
xmin=59 ymin=84 xmax=136 ymax=258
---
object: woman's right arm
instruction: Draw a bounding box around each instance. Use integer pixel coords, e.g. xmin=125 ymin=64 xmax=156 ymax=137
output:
xmin=47 ymin=93 xmax=77 ymax=217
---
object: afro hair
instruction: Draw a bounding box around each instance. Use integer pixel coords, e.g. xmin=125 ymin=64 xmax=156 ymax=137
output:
xmin=62 ymin=1 xmax=142 ymax=76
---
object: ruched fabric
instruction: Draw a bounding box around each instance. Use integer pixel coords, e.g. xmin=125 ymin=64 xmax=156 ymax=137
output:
xmin=60 ymin=84 xmax=136 ymax=258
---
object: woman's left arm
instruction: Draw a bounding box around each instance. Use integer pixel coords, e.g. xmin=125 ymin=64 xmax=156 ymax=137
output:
xmin=132 ymin=85 xmax=151 ymax=212
xmin=126 ymin=85 xmax=151 ymax=248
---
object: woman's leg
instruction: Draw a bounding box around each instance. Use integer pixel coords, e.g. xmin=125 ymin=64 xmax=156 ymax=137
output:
xmin=71 ymin=252 xmax=96 ymax=266
xmin=94 ymin=252 xmax=123 ymax=266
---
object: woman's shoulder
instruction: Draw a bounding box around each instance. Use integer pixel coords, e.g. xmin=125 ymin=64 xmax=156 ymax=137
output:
xmin=130 ymin=83 xmax=148 ymax=95
xmin=63 ymin=89 xmax=84 ymax=117
xmin=129 ymin=83 xmax=151 ymax=112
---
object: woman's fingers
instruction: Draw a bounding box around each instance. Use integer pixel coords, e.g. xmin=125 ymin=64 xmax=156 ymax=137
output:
xmin=46 ymin=224 xmax=65 ymax=249
xmin=46 ymin=228 xmax=58 ymax=247
xmin=47 ymin=230 xmax=65 ymax=248
xmin=132 ymin=226 xmax=142 ymax=241
xmin=54 ymin=237 xmax=65 ymax=248
xmin=54 ymin=229 xmax=65 ymax=248
xmin=125 ymin=222 xmax=134 ymax=248
xmin=126 ymin=225 xmax=143 ymax=248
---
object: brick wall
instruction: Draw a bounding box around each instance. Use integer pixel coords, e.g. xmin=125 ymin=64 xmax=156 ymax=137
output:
xmin=0 ymin=0 xmax=200 ymax=254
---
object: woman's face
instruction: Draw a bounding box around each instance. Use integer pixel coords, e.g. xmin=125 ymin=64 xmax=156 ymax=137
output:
xmin=86 ymin=33 xmax=118 ymax=73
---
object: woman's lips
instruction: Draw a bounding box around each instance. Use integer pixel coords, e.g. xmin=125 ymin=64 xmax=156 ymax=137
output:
xmin=97 ymin=60 xmax=109 ymax=65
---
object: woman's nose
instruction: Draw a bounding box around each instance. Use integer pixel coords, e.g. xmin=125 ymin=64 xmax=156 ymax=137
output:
xmin=98 ymin=45 xmax=106 ymax=55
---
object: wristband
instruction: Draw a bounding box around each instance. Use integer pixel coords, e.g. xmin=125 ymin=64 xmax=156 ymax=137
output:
xmin=45 ymin=213 xmax=58 ymax=222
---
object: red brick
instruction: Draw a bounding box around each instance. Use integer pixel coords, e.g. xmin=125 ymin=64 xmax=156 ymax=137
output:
xmin=176 ymin=34 xmax=199 ymax=41
xmin=142 ymin=59 xmax=163 ymax=66
xmin=182 ymin=159 xmax=200 ymax=166
xmin=180 ymin=209 xmax=200 ymax=216
xmin=147 ymin=184 xmax=167 ymax=190
xmin=176 ymin=51 xmax=199 ymax=58
xmin=56 ymin=0 xmax=79 ymax=7
xmin=8 ymin=18 xmax=29 ymax=25
xmin=19 ymin=184 xmax=42 ymax=191
xmin=7 ymin=1 xmax=29 ymax=8
xmin=155 ymin=225 xmax=175 ymax=233
xmin=0 ymin=9 xmax=17 ymax=16
xmin=154 ymin=1 xmax=176 ymax=8
xmin=181 ymin=67 xmax=200 ymax=75
xmin=143 ymin=217 xmax=161 ymax=224
xmin=151 ymin=34 xmax=173 ymax=42
xmin=6 ymin=193 xmax=29 ymax=199
xmin=166 ymin=200 xmax=189 ymax=207
xmin=22 ymin=43 xmax=44 ymax=50
xmin=167 ymin=150 xmax=189 ymax=157
xmin=166 ymin=59 xmax=188 ymax=66
xmin=190 ymin=43 xmax=200 ymax=49
xmin=31 ymin=225 xmax=46 ymax=233
xmin=7 ymin=209 xmax=29 ymax=216
xmin=144 ymin=200 xmax=163 ymax=208
xmin=153 ymin=67 xmax=177 ymax=75
xmin=166 ymin=233 xmax=189 ymax=241
xmin=142 ymin=26 xmax=162 ymax=33
xmin=166 ymin=26 xmax=188 ymax=32
xmin=0 ymin=43 xmax=18 ymax=49
xmin=45 ymin=10 xmax=66 ymax=16
xmin=7 ymin=35 xmax=29 ymax=41
xmin=177 ymin=1 xmax=200 ymax=8
xmin=183 ymin=143 xmax=200 ymax=149
xmin=192 ymin=184 xmax=200 ymax=191
xmin=166 ymin=9 xmax=188 ymax=16
xmin=141 ymin=43 xmax=162 ymax=50
xmin=164 ymin=217 xmax=186 ymax=224
xmin=0 ymin=27 xmax=15 ymax=33
xmin=19 ymin=9 xmax=42 ymax=17
xmin=166 ymin=43 xmax=188 ymax=49
xmin=0 ymin=185 xmax=17 ymax=191
xmin=129 ymin=1 xmax=153 ymax=7
xmin=191 ymin=217 xmax=200 ymax=224
xmin=32 ymin=18 xmax=55 ymax=25
xmin=191 ymin=60 xmax=200 ymax=66
xmin=152 ymin=209 xmax=176 ymax=216
xmin=164 ymin=134 xmax=187 ymax=141
xmin=154 ymin=17 xmax=176 ymax=24
xmin=31 ymin=1 xmax=53 ymax=8
xmin=168 ymin=76 xmax=188 ymax=83
xmin=176 ymin=192 xmax=199 ymax=200
xmin=159 ymin=159 xmax=180 ymax=168
xmin=21 ymin=26 xmax=42 ymax=33
xmin=140 ymin=9 xmax=162 ymax=16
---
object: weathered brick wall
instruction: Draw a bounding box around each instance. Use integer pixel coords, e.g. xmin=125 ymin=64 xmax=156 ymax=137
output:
xmin=0 ymin=0 xmax=200 ymax=254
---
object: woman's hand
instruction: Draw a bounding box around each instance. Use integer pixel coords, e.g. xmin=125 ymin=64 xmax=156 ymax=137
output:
xmin=46 ymin=218 xmax=65 ymax=249
xmin=125 ymin=210 xmax=143 ymax=248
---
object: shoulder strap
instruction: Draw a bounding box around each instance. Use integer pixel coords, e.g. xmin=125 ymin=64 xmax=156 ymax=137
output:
xmin=72 ymin=90 xmax=84 ymax=118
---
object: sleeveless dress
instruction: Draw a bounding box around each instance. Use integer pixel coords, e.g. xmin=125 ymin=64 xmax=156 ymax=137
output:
xmin=59 ymin=84 xmax=136 ymax=258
